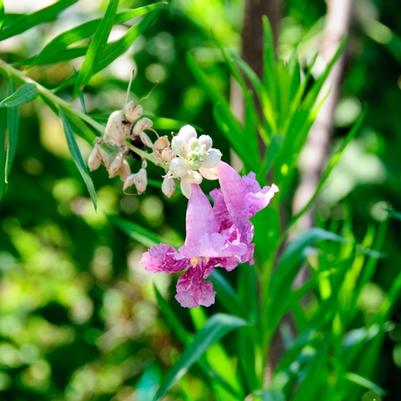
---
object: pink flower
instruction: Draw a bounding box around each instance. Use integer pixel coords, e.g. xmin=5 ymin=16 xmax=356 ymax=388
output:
xmin=210 ymin=161 xmax=278 ymax=263
xmin=141 ymin=184 xmax=247 ymax=308
xmin=141 ymin=162 xmax=278 ymax=308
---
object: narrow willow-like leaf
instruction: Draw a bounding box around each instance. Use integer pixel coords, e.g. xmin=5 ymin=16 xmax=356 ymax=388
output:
xmin=32 ymin=4 xmax=164 ymax=66
xmin=291 ymin=335 xmax=331 ymax=401
xmin=108 ymin=215 xmax=179 ymax=247
xmin=0 ymin=106 xmax=6 ymax=198
xmin=73 ymin=0 xmax=119 ymax=96
xmin=59 ymin=111 xmax=97 ymax=209
xmin=93 ymin=11 xmax=160 ymax=74
xmin=257 ymin=134 xmax=282 ymax=180
xmin=0 ymin=0 xmax=4 ymax=33
xmin=209 ymin=271 xmax=244 ymax=316
xmin=345 ymin=372 xmax=385 ymax=396
xmin=269 ymin=228 xmax=345 ymax=310
xmin=0 ymin=83 xmax=37 ymax=107
xmin=154 ymin=286 xmax=191 ymax=343
xmin=54 ymin=11 xmax=162 ymax=92
xmin=153 ymin=314 xmax=246 ymax=401
xmin=0 ymin=0 xmax=77 ymax=41
xmin=5 ymin=78 xmax=19 ymax=181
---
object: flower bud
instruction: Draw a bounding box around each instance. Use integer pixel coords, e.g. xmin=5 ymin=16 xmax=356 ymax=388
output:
xmin=133 ymin=117 xmax=153 ymax=136
xmin=118 ymin=159 xmax=131 ymax=181
xmin=162 ymin=175 xmax=175 ymax=198
xmin=161 ymin=148 xmax=174 ymax=162
xmin=169 ymin=157 xmax=187 ymax=178
xmin=124 ymin=101 xmax=143 ymax=123
xmin=139 ymin=132 xmax=153 ymax=147
xmin=199 ymin=166 xmax=218 ymax=180
xmin=201 ymin=148 xmax=222 ymax=169
xmin=103 ymin=110 xmax=131 ymax=146
xmin=88 ymin=144 xmax=102 ymax=171
xmin=177 ymin=125 xmax=197 ymax=143
xmin=153 ymin=135 xmax=170 ymax=151
xmin=198 ymin=135 xmax=213 ymax=150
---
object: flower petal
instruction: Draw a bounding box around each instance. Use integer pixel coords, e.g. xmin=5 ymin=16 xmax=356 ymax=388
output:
xmin=141 ymin=244 xmax=187 ymax=273
xmin=175 ymin=267 xmax=215 ymax=308
xmin=184 ymin=184 xmax=219 ymax=249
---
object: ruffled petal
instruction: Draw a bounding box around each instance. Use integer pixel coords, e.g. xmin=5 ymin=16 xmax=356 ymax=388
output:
xmin=175 ymin=267 xmax=215 ymax=308
xmin=141 ymin=244 xmax=188 ymax=273
xmin=184 ymin=184 xmax=219 ymax=249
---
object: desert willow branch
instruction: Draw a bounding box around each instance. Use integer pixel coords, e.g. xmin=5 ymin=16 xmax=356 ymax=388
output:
xmin=0 ymin=59 xmax=104 ymax=134
xmin=0 ymin=60 xmax=156 ymax=164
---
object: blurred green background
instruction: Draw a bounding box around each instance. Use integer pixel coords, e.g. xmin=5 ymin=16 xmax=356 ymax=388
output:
xmin=0 ymin=0 xmax=400 ymax=400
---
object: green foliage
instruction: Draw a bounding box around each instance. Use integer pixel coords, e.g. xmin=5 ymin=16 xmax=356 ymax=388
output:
xmin=60 ymin=111 xmax=97 ymax=208
xmin=0 ymin=0 xmax=400 ymax=400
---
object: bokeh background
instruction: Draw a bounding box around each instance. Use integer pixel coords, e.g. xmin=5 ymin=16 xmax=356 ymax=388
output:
xmin=0 ymin=0 xmax=400 ymax=400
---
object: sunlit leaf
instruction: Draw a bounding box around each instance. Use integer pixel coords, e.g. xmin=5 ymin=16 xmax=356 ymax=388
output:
xmin=73 ymin=0 xmax=119 ymax=96
xmin=0 ymin=0 xmax=77 ymax=41
xmin=108 ymin=215 xmax=179 ymax=247
xmin=0 ymin=83 xmax=37 ymax=107
xmin=5 ymin=78 xmax=20 ymax=181
xmin=153 ymin=314 xmax=246 ymax=400
xmin=60 ymin=111 xmax=97 ymax=209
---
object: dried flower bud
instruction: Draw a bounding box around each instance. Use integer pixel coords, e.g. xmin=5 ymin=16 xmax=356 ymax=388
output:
xmin=161 ymin=148 xmax=174 ymax=162
xmin=133 ymin=117 xmax=153 ymax=136
xmin=118 ymin=159 xmax=131 ymax=181
xmin=124 ymin=101 xmax=143 ymax=123
xmin=88 ymin=144 xmax=102 ymax=171
xmin=153 ymin=135 xmax=170 ymax=151
xmin=108 ymin=152 xmax=125 ymax=178
xmin=139 ymin=132 xmax=153 ymax=148
xmin=104 ymin=110 xmax=131 ymax=146
xmin=162 ymin=175 xmax=175 ymax=197
xmin=123 ymin=168 xmax=147 ymax=194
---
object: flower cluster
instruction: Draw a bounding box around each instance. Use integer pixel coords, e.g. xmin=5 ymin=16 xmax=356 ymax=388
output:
xmin=141 ymin=161 xmax=278 ymax=308
xmin=87 ymin=100 xmax=154 ymax=194
xmin=88 ymin=108 xmax=277 ymax=308
xmin=88 ymin=106 xmax=221 ymax=199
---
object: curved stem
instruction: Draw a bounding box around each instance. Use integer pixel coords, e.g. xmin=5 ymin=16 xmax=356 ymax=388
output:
xmin=0 ymin=59 xmax=104 ymax=134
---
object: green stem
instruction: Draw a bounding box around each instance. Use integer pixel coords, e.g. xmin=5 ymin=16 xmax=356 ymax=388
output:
xmin=0 ymin=60 xmax=161 ymax=165
xmin=0 ymin=59 xmax=104 ymax=134
xmin=126 ymin=142 xmax=166 ymax=169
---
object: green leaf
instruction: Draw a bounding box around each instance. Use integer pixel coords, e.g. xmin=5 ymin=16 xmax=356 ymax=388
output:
xmin=73 ymin=0 xmax=120 ymax=96
xmin=0 ymin=105 xmax=6 ymax=198
xmin=108 ymin=215 xmax=179 ymax=248
xmin=59 ymin=111 xmax=97 ymax=209
xmin=345 ymin=372 xmax=385 ymax=396
xmin=154 ymin=286 xmax=191 ymax=344
xmin=58 ymin=10 xmax=161 ymax=92
xmin=153 ymin=314 xmax=246 ymax=401
xmin=0 ymin=0 xmax=5 ymax=33
xmin=93 ymin=11 xmax=159 ymax=74
xmin=31 ymin=4 xmax=164 ymax=66
xmin=0 ymin=0 xmax=78 ymax=41
xmin=0 ymin=83 xmax=37 ymax=107
xmin=5 ymin=78 xmax=20 ymax=181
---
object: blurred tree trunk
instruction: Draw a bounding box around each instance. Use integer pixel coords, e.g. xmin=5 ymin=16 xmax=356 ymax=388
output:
xmin=293 ymin=0 xmax=353 ymax=231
